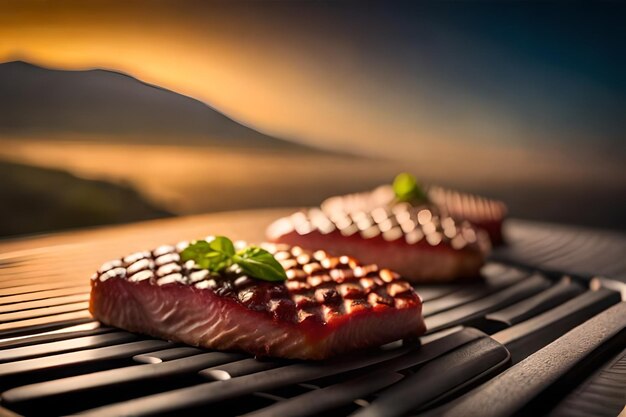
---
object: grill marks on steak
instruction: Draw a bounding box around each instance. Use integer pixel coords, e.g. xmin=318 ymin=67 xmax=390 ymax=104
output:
xmin=426 ymin=186 xmax=507 ymax=245
xmin=321 ymin=184 xmax=507 ymax=245
xmin=267 ymin=204 xmax=490 ymax=283
xmin=90 ymin=242 xmax=425 ymax=360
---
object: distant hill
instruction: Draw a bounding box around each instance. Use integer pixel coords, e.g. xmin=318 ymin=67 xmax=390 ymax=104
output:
xmin=0 ymin=160 xmax=170 ymax=237
xmin=0 ymin=61 xmax=307 ymax=148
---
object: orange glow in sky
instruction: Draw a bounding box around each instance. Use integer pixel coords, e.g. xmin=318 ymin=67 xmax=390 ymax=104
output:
xmin=0 ymin=1 xmax=526 ymax=159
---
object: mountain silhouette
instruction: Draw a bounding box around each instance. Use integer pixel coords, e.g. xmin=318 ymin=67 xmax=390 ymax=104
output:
xmin=0 ymin=60 xmax=307 ymax=148
xmin=0 ymin=160 xmax=170 ymax=236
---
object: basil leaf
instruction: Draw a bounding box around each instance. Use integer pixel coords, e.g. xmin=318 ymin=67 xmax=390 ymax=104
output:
xmin=393 ymin=172 xmax=428 ymax=203
xmin=207 ymin=236 xmax=236 ymax=258
xmin=181 ymin=238 xmax=286 ymax=282
xmin=180 ymin=240 xmax=212 ymax=269
xmin=233 ymin=246 xmax=287 ymax=282
xmin=180 ymin=237 xmax=234 ymax=271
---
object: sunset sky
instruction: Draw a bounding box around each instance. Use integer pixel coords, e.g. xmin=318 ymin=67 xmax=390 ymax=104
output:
xmin=1 ymin=1 xmax=624 ymax=161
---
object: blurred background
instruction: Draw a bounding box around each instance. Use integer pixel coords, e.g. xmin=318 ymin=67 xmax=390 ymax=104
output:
xmin=0 ymin=1 xmax=624 ymax=237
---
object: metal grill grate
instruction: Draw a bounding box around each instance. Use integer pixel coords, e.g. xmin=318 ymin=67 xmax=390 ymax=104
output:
xmin=0 ymin=209 xmax=624 ymax=417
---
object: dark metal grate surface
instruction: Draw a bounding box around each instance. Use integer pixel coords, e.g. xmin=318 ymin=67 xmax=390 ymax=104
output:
xmin=0 ymin=210 xmax=624 ymax=417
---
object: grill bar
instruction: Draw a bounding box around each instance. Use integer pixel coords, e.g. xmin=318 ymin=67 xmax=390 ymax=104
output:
xmin=421 ymin=269 xmax=529 ymax=317
xmin=0 ymin=301 xmax=90 ymax=323
xmin=74 ymin=345 xmax=413 ymax=417
xmin=199 ymin=358 xmax=282 ymax=381
xmin=0 ymin=324 xmax=111 ymax=350
xmin=482 ymin=278 xmax=584 ymax=332
xmin=0 ymin=332 xmax=139 ymax=363
xmin=0 ymin=340 xmax=172 ymax=390
xmin=547 ymin=347 xmax=626 ymax=417
xmin=411 ymin=285 xmax=462 ymax=303
xmin=424 ymin=274 xmax=551 ymax=333
xmin=243 ymin=371 xmax=405 ymax=417
xmin=0 ymin=310 xmax=93 ymax=338
xmin=440 ymin=302 xmax=626 ymax=417
xmin=0 ymin=293 xmax=91 ymax=314
xmin=0 ymin=283 xmax=89 ymax=298
xmin=352 ymin=336 xmax=510 ymax=417
xmin=0 ymin=287 xmax=90 ymax=307
xmin=133 ymin=347 xmax=205 ymax=364
xmin=492 ymin=287 xmax=622 ymax=363
xmin=65 ymin=329 xmax=482 ymax=416
xmin=495 ymin=220 xmax=626 ymax=282
xmin=2 ymin=352 xmax=247 ymax=415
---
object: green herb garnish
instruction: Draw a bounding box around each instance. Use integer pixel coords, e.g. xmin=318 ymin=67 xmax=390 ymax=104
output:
xmin=392 ymin=172 xmax=428 ymax=203
xmin=181 ymin=236 xmax=287 ymax=282
xmin=232 ymin=246 xmax=288 ymax=282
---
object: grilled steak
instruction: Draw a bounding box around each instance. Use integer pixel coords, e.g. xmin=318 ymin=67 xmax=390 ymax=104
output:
xmin=90 ymin=241 xmax=426 ymax=360
xmin=322 ymin=184 xmax=507 ymax=245
xmin=267 ymin=206 xmax=490 ymax=283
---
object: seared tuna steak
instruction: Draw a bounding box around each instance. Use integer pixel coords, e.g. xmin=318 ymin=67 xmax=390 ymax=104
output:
xmin=90 ymin=241 xmax=426 ymax=360
xmin=267 ymin=205 xmax=490 ymax=283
